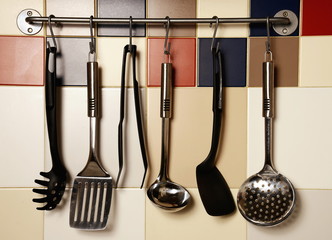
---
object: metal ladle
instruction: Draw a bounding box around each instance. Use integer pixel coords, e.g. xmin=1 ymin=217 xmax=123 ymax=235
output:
xmin=147 ymin=61 xmax=191 ymax=211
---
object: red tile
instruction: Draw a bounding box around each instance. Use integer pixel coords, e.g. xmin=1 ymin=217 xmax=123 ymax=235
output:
xmin=302 ymin=0 xmax=332 ymax=36
xmin=148 ymin=38 xmax=196 ymax=87
xmin=0 ymin=36 xmax=44 ymax=86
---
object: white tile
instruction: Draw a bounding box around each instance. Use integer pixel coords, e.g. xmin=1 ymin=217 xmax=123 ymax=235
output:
xmin=0 ymin=0 xmax=44 ymax=36
xmin=197 ymin=0 xmax=249 ymax=37
xmin=46 ymin=0 xmax=94 ymax=36
xmin=44 ymin=188 xmax=145 ymax=239
xmin=0 ymin=189 xmax=44 ymax=240
xmin=248 ymin=190 xmax=332 ymax=240
xmin=45 ymin=87 xmax=146 ymax=188
xmin=0 ymin=86 xmax=44 ymax=187
xmin=146 ymin=189 xmax=246 ymax=240
xmin=248 ymin=88 xmax=332 ymax=189
xmin=299 ymin=36 xmax=332 ymax=86
xmin=97 ymin=38 xmax=147 ymax=87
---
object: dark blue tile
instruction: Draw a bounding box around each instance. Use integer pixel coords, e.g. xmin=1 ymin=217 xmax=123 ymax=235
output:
xmin=97 ymin=0 xmax=146 ymax=37
xmin=250 ymin=0 xmax=300 ymax=36
xmin=198 ymin=38 xmax=247 ymax=87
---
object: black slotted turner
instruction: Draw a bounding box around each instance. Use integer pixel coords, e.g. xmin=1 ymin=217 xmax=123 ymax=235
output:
xmin=196 ymin=46 xmax=235 ymax=216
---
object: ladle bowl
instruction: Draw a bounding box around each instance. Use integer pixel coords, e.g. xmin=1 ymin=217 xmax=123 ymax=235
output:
xmin=147 ymin=180 xmax=191 ymax=212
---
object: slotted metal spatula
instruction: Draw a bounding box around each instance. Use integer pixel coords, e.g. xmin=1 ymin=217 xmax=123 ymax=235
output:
xmin=69 ymin=57 xmax=112 ymax=230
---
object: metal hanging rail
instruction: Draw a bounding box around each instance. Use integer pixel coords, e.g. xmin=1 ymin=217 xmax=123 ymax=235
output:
xmin=25 ymin=16 xmax=290 ymax=24
xmin=17 ymin=9 xmax=298 ymax=35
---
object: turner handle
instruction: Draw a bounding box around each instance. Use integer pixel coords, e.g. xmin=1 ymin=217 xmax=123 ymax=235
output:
xmin=87 ymin=61 xmax=99 ymax=118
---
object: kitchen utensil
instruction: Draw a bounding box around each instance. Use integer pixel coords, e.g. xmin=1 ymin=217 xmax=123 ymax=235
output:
xmin=33 ymin=16 xmax=67 ymax=210
xmin=196 ymin=45 xmax=235 ymax=216
xmin=147 ymin=62 xmax=191 ymax=211
xmin=237 ymin=18 xmax=296 ymax=226
xmin=117 ymin=19 xmax=148 ymax=188
xmin=69 ymin=17 xmax=112 ymax=230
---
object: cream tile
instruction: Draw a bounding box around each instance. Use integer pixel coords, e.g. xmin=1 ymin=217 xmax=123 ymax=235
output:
xmin=248 ymin=190 xmax=332 ymax=240
xmin=146 ymin=88 xmax=246 ymax=188
xmin=146 ymin=189 xmax=246 ymax=240
xmin=44 ymin=188 xmax=145 ymax=239
xmin=0 ymin=86 xmax=44 ymax=187
xmin=0 ymin=189 xmax=43 ymax=240
xmin=299 ymin=36 xmax=332 ymax=87
xmin=248 ymin=88 xmax=332 ymax=189
xmin=197 ymin=0 xmax=249 ymax=37
xmin=0 ymin=0 xmax=44 ymax=36
xmin=97 ymin=38 xmax=147 ymax=87
xmin=46 ymin=0 xmax=94 ymax=36
xmin=45 ymin=87 xmax=146 ymax=188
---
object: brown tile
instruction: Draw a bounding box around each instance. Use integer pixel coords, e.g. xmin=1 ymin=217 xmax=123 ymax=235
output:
xmin=148 ymin=0 xmax=196 ymax=37
xmin=0 ymin=36 xmax=44 ymax=86
xmin=248 ymin=37 xmax=299 ymax=87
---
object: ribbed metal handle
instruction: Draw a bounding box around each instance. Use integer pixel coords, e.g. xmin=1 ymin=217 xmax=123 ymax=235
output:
xmin=160 ymin=63 xmax=173 ymax=118
xmin=262 ymin=61 xmax=274 ymax=118
xmin=87 ymin=61 xmax=99 ymax=117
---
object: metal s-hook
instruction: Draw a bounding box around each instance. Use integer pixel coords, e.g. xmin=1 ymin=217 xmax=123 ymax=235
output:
xmin=129 ymin=16 xmax=133 ymax=52
xmin=265 ymin=17 xmax=273 ymax=61
xmin=89 ymin=15 xmax=96 ymax=54
xmin=47 ymin=15 xmax=57 ymax=50
xmin=163 ymin=16 xmax=171 ymax=56
xmin=210 ymin=16 xmax=219 ymax=52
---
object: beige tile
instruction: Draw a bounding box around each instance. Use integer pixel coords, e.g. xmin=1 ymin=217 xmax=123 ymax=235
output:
xmin=45 ymin=188 xmax=145 ymax=239
xmin=146 ymin=189 xmax=246 ymax=240
xmin=147 ymin=0 xmax=196 ymax=37
xmin=0 ymin=0 xmax=44 ymax=36
xmin=0 ymin=86 xmax=44 ymax=187
xmin=46 ymin=0 xmax=94 ymax=36
xmin=46 ymin=87 xmax=146 ymax=188
xmin=248 ymin=190 xmax=332 ymax=240
xmin=248 ymin=88 xmax=332 ymax=189
xmin=197 ymin=0 xmax=249 ymax=38
xmin=0 ymin=189 xmax=43 ymax=240
xmin=299 ymin=36 xmax=332 ymax=87
xmin=146 ymin=87 xmax=247 ymax=188
xmin=97 ymin=38 xmax=147 ymax=87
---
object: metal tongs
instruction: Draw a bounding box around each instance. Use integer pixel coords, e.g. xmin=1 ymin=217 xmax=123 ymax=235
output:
xmin=117 ymin=16 xmax=148 ymax=188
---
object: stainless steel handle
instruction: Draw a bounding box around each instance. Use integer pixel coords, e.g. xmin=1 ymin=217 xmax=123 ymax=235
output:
xmin=160 ymin=63 xmax=173 ymax=119
xmin=262 ymin=61 xmax=274 ymax=118
xmin=87 ymin=61 xmax=99 ymax=118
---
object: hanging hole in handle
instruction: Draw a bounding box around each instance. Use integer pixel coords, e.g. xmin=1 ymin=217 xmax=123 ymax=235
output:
xmin=264 ymin=51 xmax=273 ymax=62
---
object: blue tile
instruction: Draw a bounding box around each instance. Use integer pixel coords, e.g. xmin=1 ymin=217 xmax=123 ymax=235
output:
xmin=97 ymin=0 xmax=146 ymax=37
xmin=198 ymin=38 xmax=247 ymax=87
xmin=250 ymin=0 xmax=300 ymax=36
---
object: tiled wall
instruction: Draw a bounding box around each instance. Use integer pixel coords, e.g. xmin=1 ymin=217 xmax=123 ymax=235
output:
xmin=1 ymin=0 xmax=332 ymax=239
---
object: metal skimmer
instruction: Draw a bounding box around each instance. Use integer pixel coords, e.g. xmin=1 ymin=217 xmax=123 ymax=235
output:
xmin=237 ymin=18 xmax=296 ymax=226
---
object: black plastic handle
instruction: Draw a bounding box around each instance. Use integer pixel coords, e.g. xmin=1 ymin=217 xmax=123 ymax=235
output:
xmin=117 ymin=45 xmax=148 ymax=188
xmin=206 ymin=47 xmax=223 ymax=167
xmin=45 ymin=47 xmax=65 ymax=172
